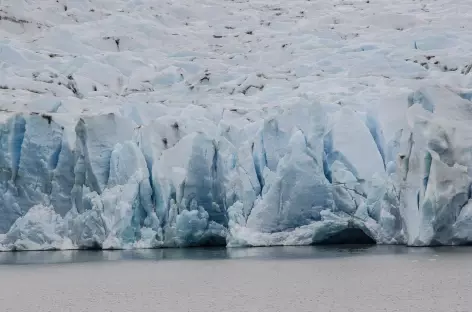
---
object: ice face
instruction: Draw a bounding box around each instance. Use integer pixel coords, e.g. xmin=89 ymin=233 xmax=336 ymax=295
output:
xmin=1 ymin=86 xmax=471 ymax=250
xmin=398 ymin=86 xmax=472 ymax=246
xmin=246 ymin=128 xmax=334 ymax=233
xmin=2 ymin=0 xmax=472 ymax=250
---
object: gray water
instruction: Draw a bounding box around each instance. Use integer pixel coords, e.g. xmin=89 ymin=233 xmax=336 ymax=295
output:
xmin=1 ymin=245 xmax=471 ymax=312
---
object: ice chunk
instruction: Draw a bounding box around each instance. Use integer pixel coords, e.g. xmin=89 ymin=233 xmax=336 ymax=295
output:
xmin=0 ymin=205 xmax=72 ymax=251
xmin=325 ymin=107 xmax=385 ymax=183
xmin=174 ymin=208 xmax=227 ymax=247
xmin=74 ymin=113 xmax=135 ymax=195
xmin=400 ymin=85 xmax=472 ymax=245
xmin=153 ymin=131 xmax=227 ymax=240
xmin=246 ymin=129 xmax=334 ymax=232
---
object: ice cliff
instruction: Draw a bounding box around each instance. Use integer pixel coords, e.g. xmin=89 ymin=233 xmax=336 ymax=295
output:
xmin=2 ymin=85 xmax=472 ymax=250
xmin=2 ymin=0 xmax=472 ymax=250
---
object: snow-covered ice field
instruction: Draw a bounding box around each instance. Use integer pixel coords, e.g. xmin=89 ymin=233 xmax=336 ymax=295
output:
xmin=1 ymin=0 xmax=472 ymax=250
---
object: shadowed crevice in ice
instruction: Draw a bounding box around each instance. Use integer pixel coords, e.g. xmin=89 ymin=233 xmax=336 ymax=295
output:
xmin=10 ymin=115 xmax=26 ymax=181
xmin=362 ymin=113 xmax=387 ymax=169
xmin=314 ymin=227 xmax=376 ymax=245
xmin=178 ymin=234 xmax=227 ymax=247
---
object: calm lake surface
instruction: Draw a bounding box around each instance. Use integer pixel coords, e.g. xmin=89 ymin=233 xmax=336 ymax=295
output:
xmin=1 ymin=245 xmax=471 ymax=312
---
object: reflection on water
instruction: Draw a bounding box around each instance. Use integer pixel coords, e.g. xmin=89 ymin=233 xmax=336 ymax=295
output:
xmin=2 ymin=244 xmax=472 ymax=265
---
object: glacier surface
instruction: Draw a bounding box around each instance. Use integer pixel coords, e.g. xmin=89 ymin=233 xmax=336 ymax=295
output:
xmin=2 ymin=0 xmax=472 ymax=250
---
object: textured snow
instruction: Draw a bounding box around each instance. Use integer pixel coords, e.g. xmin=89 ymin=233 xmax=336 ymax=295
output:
xmin=2 ymin=0 xmax=472 ymax=250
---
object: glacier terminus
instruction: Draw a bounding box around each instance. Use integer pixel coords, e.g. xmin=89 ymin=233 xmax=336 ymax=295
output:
xmin=1 ymin=0 xmax=472 ymax=250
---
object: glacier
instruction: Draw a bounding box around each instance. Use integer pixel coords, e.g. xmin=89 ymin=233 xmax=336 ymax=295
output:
xmin=2 ymin=0 xmax=472 ymax=250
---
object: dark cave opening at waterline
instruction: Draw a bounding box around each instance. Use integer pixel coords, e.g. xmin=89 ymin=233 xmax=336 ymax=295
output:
xmin=315 ymin=228 xmax=376 ymax=245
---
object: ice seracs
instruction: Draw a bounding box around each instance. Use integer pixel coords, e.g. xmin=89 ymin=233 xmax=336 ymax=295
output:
xmin=2 ymin=86 xmax=471 ymax=250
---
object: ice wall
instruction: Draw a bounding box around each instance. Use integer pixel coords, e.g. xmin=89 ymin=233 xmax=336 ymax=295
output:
xmin=2 ymin=85 xmax=472 ymax=251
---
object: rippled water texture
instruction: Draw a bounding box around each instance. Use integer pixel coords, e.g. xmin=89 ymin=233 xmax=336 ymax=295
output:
xmin=1 ymin=246 xmax=472 ymax=312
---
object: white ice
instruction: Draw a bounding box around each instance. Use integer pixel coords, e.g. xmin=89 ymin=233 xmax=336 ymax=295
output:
xmin=1 ymin=0 xmax=472 ymax=250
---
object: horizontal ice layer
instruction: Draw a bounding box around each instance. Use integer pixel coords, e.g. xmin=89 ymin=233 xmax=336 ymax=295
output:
xmin=1 ymin=85 xmax=471 ymax=251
